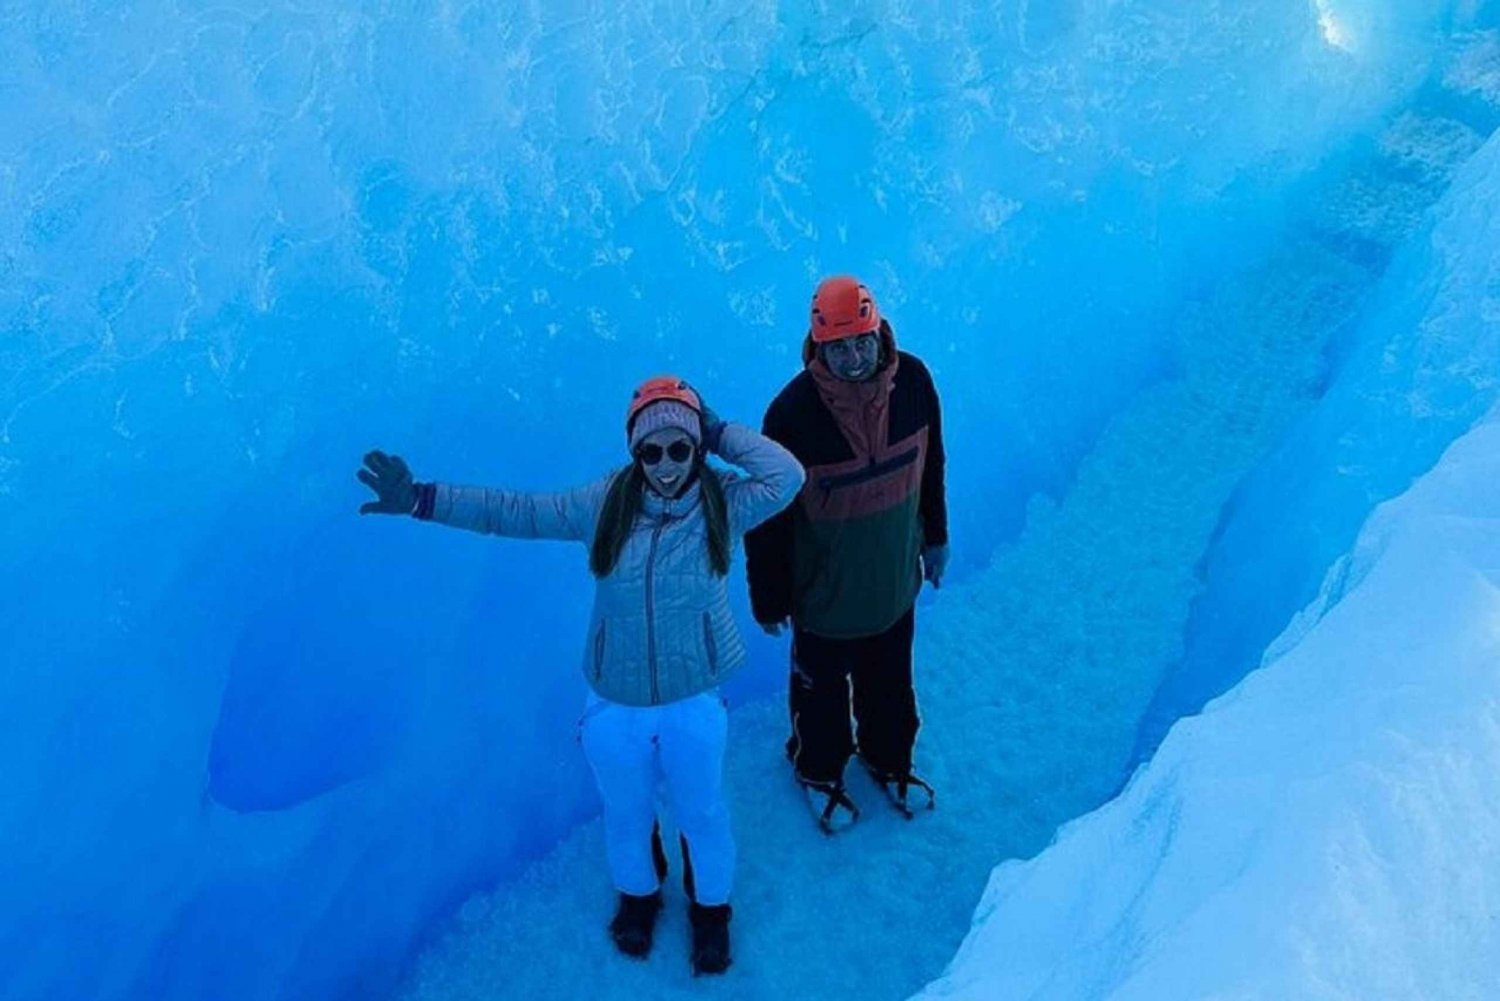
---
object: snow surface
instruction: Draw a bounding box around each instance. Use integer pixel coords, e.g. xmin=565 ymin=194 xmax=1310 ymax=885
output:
xmin=3 ymin=2 xmax=1498 ymax=1000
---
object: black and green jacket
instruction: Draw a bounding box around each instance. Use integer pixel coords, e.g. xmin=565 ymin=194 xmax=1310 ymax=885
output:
xmin=746 ymin=331 xmax=947 ymax=639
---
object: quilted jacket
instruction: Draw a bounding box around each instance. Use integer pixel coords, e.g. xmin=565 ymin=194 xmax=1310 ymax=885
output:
xmin=418 ymin=423 xmax=804 ymax=705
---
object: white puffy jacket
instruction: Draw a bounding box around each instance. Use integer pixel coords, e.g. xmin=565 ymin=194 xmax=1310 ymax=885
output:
xmin=421 ymin=423 xmax=805 ymax=706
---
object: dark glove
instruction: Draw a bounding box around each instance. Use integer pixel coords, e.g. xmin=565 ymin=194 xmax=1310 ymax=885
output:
xmin=700 ymin=405 xmax=726 ymax=454
xmin=685 ymin=384 xmax=727 ymax=453
xmin=358 ymin=450 xmax=418 ymax=515
xmin=921 ymin=544 xmax=950 ymax=589
xmin=758 ymin=617 xmax=788 ymax=637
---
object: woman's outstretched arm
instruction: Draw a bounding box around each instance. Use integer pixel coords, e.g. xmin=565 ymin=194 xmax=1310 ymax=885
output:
xmin=415 ymin=476 xmax=614 ymax=541
xmin=358 ymin=450 xmax=613 ymax=542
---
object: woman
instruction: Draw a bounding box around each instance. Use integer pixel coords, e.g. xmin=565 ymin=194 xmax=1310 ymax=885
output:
xmin=356 ymin=377 xmax=804 ymax=975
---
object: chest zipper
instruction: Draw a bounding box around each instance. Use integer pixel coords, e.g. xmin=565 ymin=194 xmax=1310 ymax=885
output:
xmin=645 ymin=518 xmax=665 ymax=705
xmin=703 ymin=612 xmax=719 ymax=676
xmin=815 ymin=445 xmax=921 ymax=503
xmin=592 ymin=621 xmax=606 ymax=680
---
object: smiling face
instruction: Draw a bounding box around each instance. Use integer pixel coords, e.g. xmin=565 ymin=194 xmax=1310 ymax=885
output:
xmin=635 ymin=427 xmax=697 ymax=498
xmin=820 ymin=331 xmax=882 ymax=381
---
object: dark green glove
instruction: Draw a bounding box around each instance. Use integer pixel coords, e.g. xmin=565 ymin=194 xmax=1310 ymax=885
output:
xmin=358 ymin=450 xmax=417 ymax=515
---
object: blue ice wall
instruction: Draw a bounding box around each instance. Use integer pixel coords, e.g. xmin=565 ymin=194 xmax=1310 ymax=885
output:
xmin=0 ymin=3 xmax=1468 ymax=999
xmin=1136 ymin=32 xmax=1500 ymax=766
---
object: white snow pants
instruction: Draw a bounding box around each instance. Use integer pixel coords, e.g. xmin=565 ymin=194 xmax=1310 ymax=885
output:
xmin=580 ymin=691 xmax=735 ymax=906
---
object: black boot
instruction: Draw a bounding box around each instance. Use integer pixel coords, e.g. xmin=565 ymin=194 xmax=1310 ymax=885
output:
xmin=609 ymin=890 xmax=663 ymax=959
xmin=688 ymin=902 xmax=732 ymax=976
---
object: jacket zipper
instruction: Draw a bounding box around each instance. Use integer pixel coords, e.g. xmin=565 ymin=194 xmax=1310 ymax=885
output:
xmin=816 ymin=445 xmax=920 ymax=500
xmin=592 ymin=620 xmax=606 ymax=680
xmin=645 ymin=518 xmax=665 ymax=705
xmin=702 ymin=612 xmax=718 ymax=676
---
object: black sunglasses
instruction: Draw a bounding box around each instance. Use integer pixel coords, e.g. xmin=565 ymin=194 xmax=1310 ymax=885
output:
xmin=637 ymin=440 xmax=695 ymax=465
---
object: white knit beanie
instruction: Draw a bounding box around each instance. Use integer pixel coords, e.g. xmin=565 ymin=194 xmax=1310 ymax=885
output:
xmin=628 ymin=400 xmax=703 ymax=452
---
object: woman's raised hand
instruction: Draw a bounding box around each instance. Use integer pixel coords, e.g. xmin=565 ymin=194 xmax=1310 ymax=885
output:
xmin=683 ymin=383 xmax=726 ymax=453
xmin=358 ymin=450 xmax=418 ymax=515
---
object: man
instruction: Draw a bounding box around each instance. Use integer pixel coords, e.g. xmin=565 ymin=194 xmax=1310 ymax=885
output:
xmin=745 ymin=275 xmax=949 ymax=833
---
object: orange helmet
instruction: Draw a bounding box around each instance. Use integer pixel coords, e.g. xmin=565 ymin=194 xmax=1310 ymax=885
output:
xmin=626 ymin=375 xmax=702 ymax=425
xmin=809 ymin=275 xmax=881 ymax=343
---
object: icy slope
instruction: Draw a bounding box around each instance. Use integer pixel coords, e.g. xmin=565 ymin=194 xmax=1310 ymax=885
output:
xmin=914 ymin=111 xmax=1500 ymax=1001
xmin=1139 ymin=25 xmax=1500 ymax=768
xmin=913 ymin=408 xmax=1500 ymax=1001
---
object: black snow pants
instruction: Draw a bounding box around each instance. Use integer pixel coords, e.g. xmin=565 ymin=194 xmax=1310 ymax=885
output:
xmin=786 ymin=606 xmax=919 ymax=785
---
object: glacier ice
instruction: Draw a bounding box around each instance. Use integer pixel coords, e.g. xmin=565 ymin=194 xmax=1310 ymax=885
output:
xmin=915 ymin=405 xmax=1500 ymax=1001
xmin=1138 ymin=34 xmax=1500 ymax=769
xmin=1 ymin=2 xmax=1493 ymax=1000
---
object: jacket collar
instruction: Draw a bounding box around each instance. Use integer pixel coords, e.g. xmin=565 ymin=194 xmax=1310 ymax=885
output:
xmin=641 ymin=476 xmax=702 ymax=519
xmin=807 ymin=351 xmax=900 ymax=461
xmin=807 ymin=351 xmax=899 ymax=405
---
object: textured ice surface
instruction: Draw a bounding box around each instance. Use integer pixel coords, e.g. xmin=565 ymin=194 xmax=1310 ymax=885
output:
xmin=917 ymin=116 xmax=1500 ymax=1001
xmin=1138 ymin=38 xmax=1500 ymax=768
xmin=398 ymin=27 xmax=1500 ymax=1001
xmin=0 ymin=2 xmax=1490 ymax=1000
